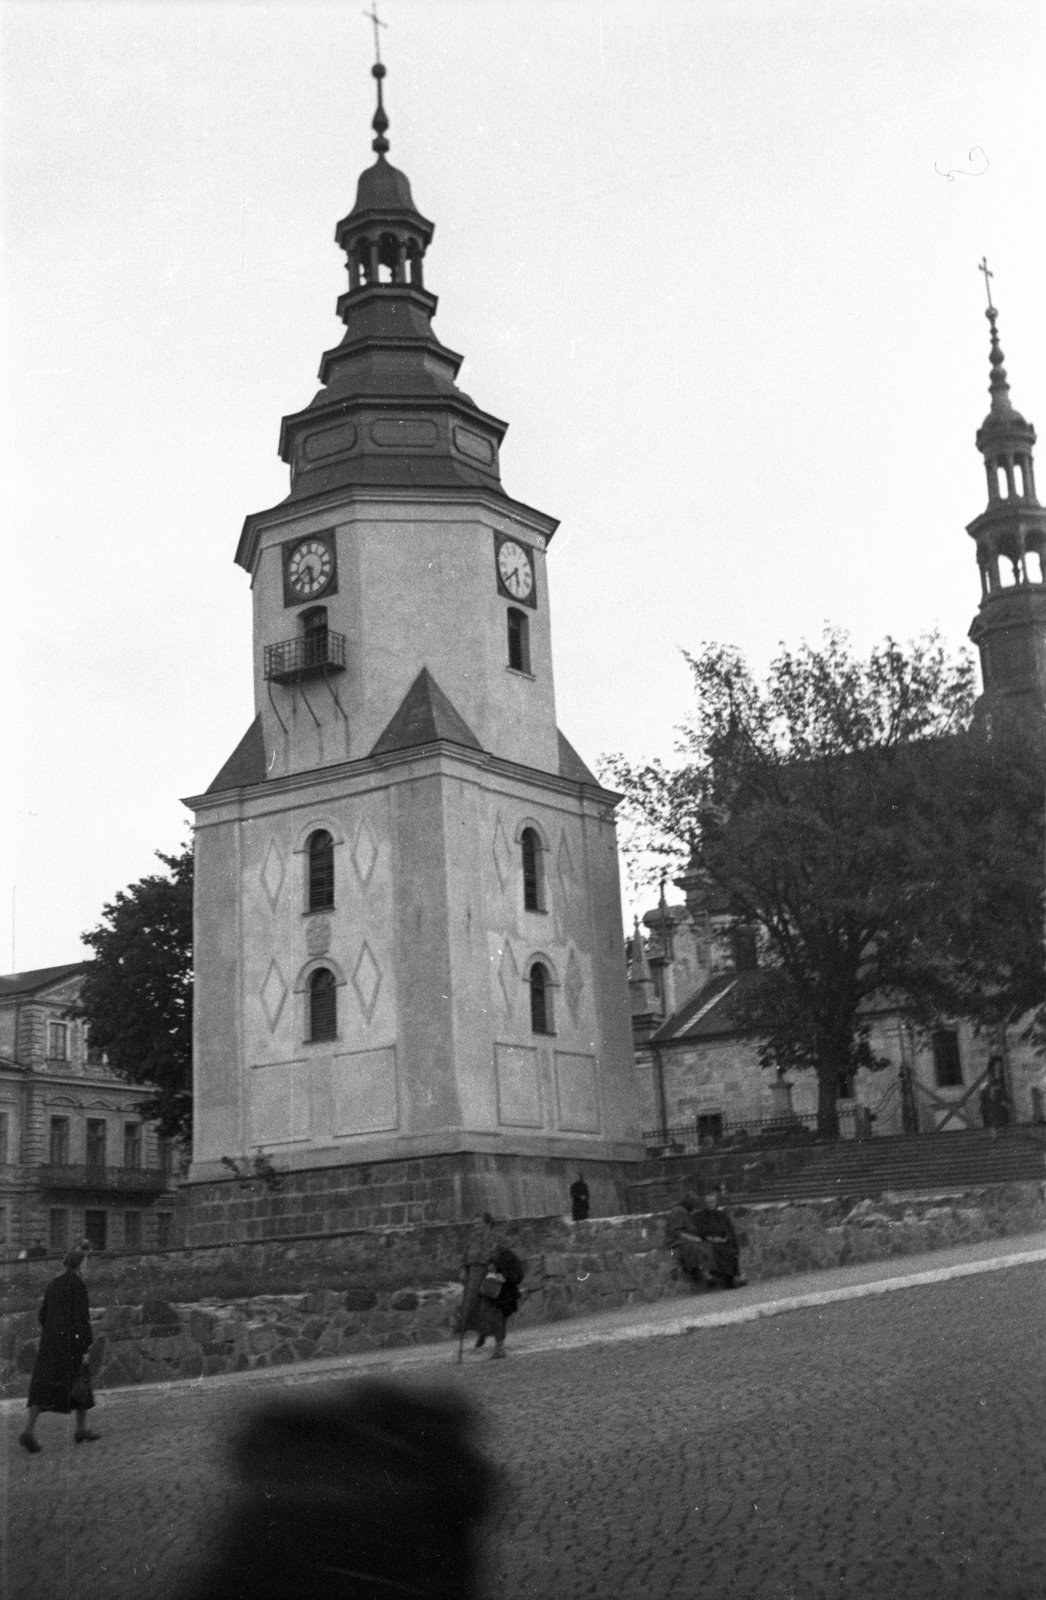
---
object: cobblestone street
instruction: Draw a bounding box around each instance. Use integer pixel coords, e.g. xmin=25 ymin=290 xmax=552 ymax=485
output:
xmin=4 ymin=1264 xmax=1045 ymax=1600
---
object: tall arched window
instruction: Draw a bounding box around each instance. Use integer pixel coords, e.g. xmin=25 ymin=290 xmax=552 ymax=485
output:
xmin=309 ymin=968 xmax=337 ymax=1042
xmin=521 ymin=827 xmax=543 ymax=912
xmin=307 ymin=830 xmax=335 ymax=911
xmin=507 ymin=608 xmax=531 ymax=673
xmin=529 ymin=962 xmax=552 ymax=1035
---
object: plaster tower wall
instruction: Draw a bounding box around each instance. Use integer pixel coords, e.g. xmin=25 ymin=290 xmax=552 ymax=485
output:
xmin=184 ymin=60 xmax=641 ymax=1240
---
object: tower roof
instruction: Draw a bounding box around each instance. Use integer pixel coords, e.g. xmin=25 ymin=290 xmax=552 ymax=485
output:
xmin=272 ymin=58 xmax=508 ymax=507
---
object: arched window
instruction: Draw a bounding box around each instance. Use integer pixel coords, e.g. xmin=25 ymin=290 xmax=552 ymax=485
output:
xmin=309 ymin=968 xmax=337 ymax=1042
xmin=507 ymin=608 xmax=531 ymax=673
xmin=529 ymin=962 xmax=552 ymax=1035
xmin=301 ymin=607 xmax=328 ymax=669
xmin=521 ymin=827 xmax=543 ymax=912
xmin=307 ymin=830 xmax=335 ymax=911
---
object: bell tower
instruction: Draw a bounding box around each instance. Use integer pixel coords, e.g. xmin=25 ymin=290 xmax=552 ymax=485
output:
xmin=967 ymin=263 xmax=1046 ymax=706
xmin=184 ymin=60 xmax=640 ymax=1233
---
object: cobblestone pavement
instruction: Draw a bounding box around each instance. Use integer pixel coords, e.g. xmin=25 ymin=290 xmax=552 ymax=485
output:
xmin=4 ymin=1264 xmax=1045 ymax=1600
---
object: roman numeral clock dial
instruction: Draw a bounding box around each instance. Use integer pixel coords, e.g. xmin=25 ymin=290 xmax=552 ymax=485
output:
xmin=282 ymin=533 xmax=338 ymax=606
xmin=495 ymin=535 xmax=536 ymax=608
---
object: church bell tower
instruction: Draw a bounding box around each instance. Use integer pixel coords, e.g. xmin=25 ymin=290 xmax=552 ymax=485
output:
xmin=967 ymin=266 xmax=1046 ymax=705
xmin=184 ymin=61 xmax=640 ymax=1232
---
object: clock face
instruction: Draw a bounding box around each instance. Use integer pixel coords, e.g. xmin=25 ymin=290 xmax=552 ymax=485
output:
xmin=497 ymin=539 xmax=534 ymax=601
xmin=287 ymin=538 xmax=334 ymax=598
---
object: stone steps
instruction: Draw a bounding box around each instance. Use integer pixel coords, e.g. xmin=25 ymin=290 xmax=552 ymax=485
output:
xmin=742 ymin=1130 xmax=1046 ymax=1202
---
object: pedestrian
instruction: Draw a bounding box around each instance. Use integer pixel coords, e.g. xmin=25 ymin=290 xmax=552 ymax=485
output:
xmin=458 ymin=1215 xmax=526 ymax=1361
xmin=663 ymin=1190 xmax=714 ymax=1290
xmin=569 ymin=1171 xmax=590 ymax=1222
xmin=689 ymin=1189 xmax=747 ymax=1288
xmin=19 ymin=1247 xmax=100 ymax=1452
xmin=177 ymin=1380 xmax=497 ymax=1600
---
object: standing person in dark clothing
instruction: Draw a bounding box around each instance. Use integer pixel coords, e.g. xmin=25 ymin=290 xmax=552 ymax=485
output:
xmin=569 ymin=1172 xmax=590 ymax=1222
xmin=178 ymin=1381 xmax=496 ymax=1600
xmin=690 ymin=1190 xmax=747 ymax=1288
xmin=19 ymin=1248 xmax=99 ymax=1452
xmin=458 ymin=1217 xmax=526 ymax=1360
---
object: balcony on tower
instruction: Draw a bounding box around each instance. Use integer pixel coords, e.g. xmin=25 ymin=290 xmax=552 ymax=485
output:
xmin=264 ymin=608 xmax=346 ymax=685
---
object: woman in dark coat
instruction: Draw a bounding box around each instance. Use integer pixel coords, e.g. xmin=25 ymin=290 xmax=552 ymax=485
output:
xmin=19 ymin=1248 xmax=99 ymax=1452
xmin=459 ymin=1216 xmax=525 ymax=1361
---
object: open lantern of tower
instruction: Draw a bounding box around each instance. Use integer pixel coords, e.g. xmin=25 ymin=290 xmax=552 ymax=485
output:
xmin=182 ymin=58 xmax=641 ymax=1235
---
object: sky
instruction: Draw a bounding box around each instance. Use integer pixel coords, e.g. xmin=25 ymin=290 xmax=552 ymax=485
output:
xmin=3 ymin=0 xmax=1045 ymax=973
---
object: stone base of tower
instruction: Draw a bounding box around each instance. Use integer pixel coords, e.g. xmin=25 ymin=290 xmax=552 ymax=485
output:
xmin=183 ymin=1148 xmax=641 ymax=1247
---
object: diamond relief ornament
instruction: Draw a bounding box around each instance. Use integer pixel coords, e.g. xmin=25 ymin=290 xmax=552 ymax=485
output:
xmin=564 ymin=948 xmax=584 ymax=1023
xmin=261 ymin=959 xmax=288 ymax=1031
xmin=556 ymin=833 xmax=575 ymax=897
xmin=261 ymin=840 xmax=285 ymax=909
xmin=492 ymin=814 xmax=512 ymax=890
xmin=306 ymin=917 xmax=331 ymax=957
xmin=351 ymin=817 xmax=379 ymax=888
xmin=352 ymin=940 xmax=382 ymax=1022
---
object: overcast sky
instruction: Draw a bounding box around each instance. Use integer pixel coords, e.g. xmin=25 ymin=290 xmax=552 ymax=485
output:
xmin=3 ymin=0 xmax=1044 ymax=973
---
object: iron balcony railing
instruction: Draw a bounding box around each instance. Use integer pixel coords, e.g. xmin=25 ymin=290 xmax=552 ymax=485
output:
xmin=264 ymin=629 xmax=346 ymax=685
xmin=642 ymin=1110 xmax=865 ymax=1154
xmin=36 ymin=1163 xmax=169 ymax=1194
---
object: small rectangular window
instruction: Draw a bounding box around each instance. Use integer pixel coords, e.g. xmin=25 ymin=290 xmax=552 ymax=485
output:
xmin=83 ymin=1210 xmax=107 ymax=1251
xmin=123 ymin=1123 xmax=142 ymax=1169
xmin=156 ymin=1212 xmax=173 ymax=1250
xmin=86 ymin=1119 xmax=107 ymax=1169
xmin=0 ymin=1206 xmax=7 ymax=1243
xmin=49 ymin=1208 xmax=69 ymax=1253
xmin=507 ymin=608 xmax=531 ymax=674
xmin=932 ymin=1029 xmax=963 ymax=1088
xmin=49 ymin=1116 xmax=70 ymax=1166
xmin=124 ymin=1211 xmax=142 ymax=1251
xmin=47 ymin=1022 xmax=69 ymax=1060
xmin=0 ymin=1111 xmax=9 ymax=1165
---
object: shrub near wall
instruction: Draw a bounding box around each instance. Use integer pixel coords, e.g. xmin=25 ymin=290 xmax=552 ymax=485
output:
xmin=2 ymin=1184 xmax=1043 ymax=1396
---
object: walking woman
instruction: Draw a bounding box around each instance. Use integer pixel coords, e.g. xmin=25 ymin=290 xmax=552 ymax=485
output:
xmin=19 ymin=1247 xmax=100 ymax=1452
xmin=459 ymin=1215 xmax=525 ymax=1361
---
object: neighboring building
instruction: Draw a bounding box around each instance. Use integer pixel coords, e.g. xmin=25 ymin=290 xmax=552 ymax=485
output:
xmin=184 ymin=60 xmax=640 ymax=1231
xmin=0 ymin=964 xmax=182 ymax=1256
xmin=631 ymin=294 xmax=1046 ymax=1150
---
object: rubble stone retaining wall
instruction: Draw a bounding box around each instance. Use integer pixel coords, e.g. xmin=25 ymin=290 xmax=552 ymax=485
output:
xmin=3 ymin=1183 xmax=1043 ymax=1396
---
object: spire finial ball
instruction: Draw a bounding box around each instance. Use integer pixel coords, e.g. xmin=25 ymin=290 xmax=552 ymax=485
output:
xmin=373 ymin=62 xmax=386 ymax=79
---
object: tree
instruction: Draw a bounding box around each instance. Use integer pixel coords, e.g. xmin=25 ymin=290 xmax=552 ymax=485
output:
xmin=78 ymin=842 xmax=194 ymax=1141
xmin=604 ymin=629 xmax=1044 ymax=1138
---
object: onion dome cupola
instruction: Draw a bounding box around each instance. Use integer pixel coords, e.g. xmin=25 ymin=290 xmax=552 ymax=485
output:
xmin=966 ymin=265 xmax=1046 ymax=706
xmin=277 ymin=62 xmax=508 ymax=501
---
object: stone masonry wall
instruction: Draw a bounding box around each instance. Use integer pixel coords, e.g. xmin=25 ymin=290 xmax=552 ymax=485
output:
xmin=3 ymin=1183 xmax=1044 ymax=1397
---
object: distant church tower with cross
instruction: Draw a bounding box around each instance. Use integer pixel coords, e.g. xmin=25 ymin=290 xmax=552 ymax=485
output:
xmin=967 ymin=265 xmax=1046 ymax=706
xmin=183 ymin=57 xmax=641 ymax=1235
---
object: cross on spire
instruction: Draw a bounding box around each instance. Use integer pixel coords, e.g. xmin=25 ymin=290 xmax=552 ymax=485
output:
xmin=978 ymin=256 xmax=995 ymax=312
xmin=363 ymin=3 xmax=387 ymax=65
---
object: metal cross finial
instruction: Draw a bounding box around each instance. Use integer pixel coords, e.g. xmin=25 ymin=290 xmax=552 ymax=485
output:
xmin=363 ymin=3 xmax=387 ymax=65
xmin=979 ymin=256 xmax=995 ymax=312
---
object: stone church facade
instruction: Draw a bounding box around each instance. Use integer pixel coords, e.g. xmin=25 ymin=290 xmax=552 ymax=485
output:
xmin=184 ymin=62 xmax=641 ymax=1238
xmin=629 ymin=291 xmax=1046 ymax=1152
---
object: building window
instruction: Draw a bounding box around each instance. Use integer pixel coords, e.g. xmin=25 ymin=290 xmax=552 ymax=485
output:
xmin=160 ymin=1138 xmax=176 ymax=1175
xmin=49 ymin=1116 xmax=70 ymax=1166
xmin=46 ymin=1022 xmax=69 ymax=1060
xmin=49 ymin=1209 xmax=69 ymax=1253
xmin=836 ymin=1069 xmax=856 ymax=1100
xmin=521 ymin=828 xmax=544 ymax=912
xmin=529 ymin=962 xmax=553 ymax=1035
xmin=697 ymin=1113 xmax=724 ymax=1146
xmin=124 ymin=1211 xmax=142 ymax=1252
xmin=0 ymin=1206 xmax=6 ymax=1243
xmin=123 ymin=1123 xmax=142 ymax=1169
xmin=83 ymin=1210 xmax=107 ymax=1252
xmin=86 ymin=1119 xmax=107 ymax=1170
xmin=308 ymin=830 xmax=335 ymax=911
xmin=507 ymin=607 xmax=531 ymax=673
xmin=309 ymin=968 xmax=338 ymax=1041
xmin=156 ymin=1212 xmax=173 ymax=1250
xmin=932 ymin=1029 xmax=963 ymax=1088
xmin=0 ymin=1111 xmax=8 ymax=1165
